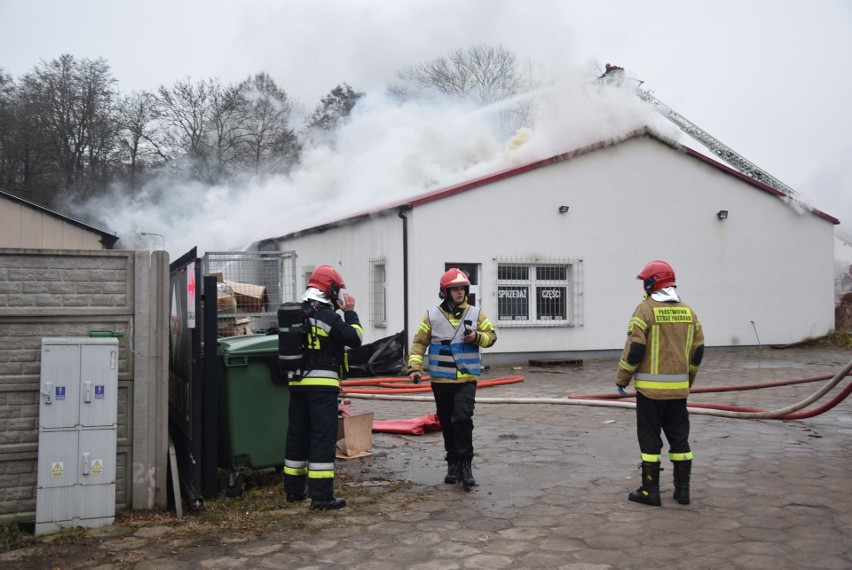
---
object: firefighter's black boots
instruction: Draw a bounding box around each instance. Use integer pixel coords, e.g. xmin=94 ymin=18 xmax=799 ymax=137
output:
xmin=459 ymin=460 xmax=476 ymax=489
xmin=310 ymin=497 xmax=346 ymax=511
xmin=628 ymin=461 xmax=661 ymax=506
xmin=444 ymin=461 xmax=459 ymax=484
xmin=672 ymin=459 xmax=692 ymax=505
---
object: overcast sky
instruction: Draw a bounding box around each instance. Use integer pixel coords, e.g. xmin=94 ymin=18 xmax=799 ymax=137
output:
xmin=1 ymin=0 xmax=850 ymax=262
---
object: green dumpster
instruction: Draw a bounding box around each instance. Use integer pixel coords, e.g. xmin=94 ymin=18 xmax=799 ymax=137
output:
xmin=217 ymin=334 xmax=289 ymax=472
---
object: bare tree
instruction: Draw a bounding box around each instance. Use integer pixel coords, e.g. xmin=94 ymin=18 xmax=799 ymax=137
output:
xmin=156 ymin=75 xmax=300 ymax=184
xmin=0 ymin=69 xmax=21 ymax=189
xmin=388 ymin=44 xmax=537 ymax=134
xmin=155 ymin=78 xmax=215 ymax=182
xmin=77 ymin=58 xmax=120 ymax=194
xmin=234 ymin=72 xmax=299 ymax=175
xmin=207 ymin=80 xmax=247 ymax=182
xmin=14 ymin=54 xmax=118 ymax=202
xmin=389 ymin=44 xmax=528 ymax=105
xmin=115 ymin=90 xmax=166 ymax=189
xmin=0 ymin=70 xmax=54 ymax=200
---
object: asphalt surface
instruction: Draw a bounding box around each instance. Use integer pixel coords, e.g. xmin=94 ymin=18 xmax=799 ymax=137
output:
xmin=4 ymin=345 xmax=851 ymax=569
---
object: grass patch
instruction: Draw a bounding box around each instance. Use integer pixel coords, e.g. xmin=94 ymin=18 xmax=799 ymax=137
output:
xmin=819 ymin=331 xmax=852 ymax=348
xmin=0 ymin=522 xmax=25 ymax=552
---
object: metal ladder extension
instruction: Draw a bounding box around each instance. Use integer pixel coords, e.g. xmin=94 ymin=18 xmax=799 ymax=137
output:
xmin=636 ymin=88 xmax=797 ymax=197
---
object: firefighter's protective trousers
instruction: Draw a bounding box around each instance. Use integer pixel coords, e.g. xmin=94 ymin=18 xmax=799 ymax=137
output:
xmin=432 ymin=381 xmax=476 ymax=463
xmin=635 ymin=392 xmax=691 ymax=462
xmin=283 ymin=391 xmax=339 ymax=500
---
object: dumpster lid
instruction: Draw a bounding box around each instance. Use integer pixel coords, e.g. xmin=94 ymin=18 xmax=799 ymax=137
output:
xmin=217 ymin=334 xmax=279 ymax=356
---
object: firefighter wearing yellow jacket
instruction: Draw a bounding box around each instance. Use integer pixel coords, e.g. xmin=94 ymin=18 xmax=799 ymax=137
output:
xmin=408 ymin=268 xmax=496 ymax=489
xmin=616 ymin=260 xmax=704 ymax=507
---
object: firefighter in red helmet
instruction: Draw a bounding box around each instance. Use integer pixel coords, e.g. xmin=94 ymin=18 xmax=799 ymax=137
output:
xmin=407 ymin=268 xmax=497 ymax=489
xmin=283 ymin=265 xmax=363 ymax=511
xmin=616 ymin=260 xmax=704 ymax=506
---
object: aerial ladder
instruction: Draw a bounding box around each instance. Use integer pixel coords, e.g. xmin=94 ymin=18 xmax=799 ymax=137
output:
xmin=599 ymin=64 xmax=797 ymax=197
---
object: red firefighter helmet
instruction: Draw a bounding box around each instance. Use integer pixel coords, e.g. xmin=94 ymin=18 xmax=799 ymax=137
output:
xmin=636 ymin=260 xmax=676 ymax=293
xmin=308 ymin=265 xmax=346 ymax=299
xmin=439 ymin=268 xmax=470 ymax=299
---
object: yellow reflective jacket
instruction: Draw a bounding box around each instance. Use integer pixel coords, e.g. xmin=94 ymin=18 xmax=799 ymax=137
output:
xmin=616 ymin=298 xmax=704 ymax=400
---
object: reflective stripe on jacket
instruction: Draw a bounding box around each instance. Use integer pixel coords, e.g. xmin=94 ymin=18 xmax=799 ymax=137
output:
xmin=407 ymin=301 xmax=496 ymax=384
xmin=289 ymin=302 xmax=363 ymax=391
xmin=426 ymin=305 xmax=482 ymax=379
xmin=616 ymin=298 xmax=703 ymax=400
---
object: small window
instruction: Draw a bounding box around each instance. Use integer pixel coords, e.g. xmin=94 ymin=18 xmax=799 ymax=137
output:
xmin=370 ymin=258 xmax=387 ymax=328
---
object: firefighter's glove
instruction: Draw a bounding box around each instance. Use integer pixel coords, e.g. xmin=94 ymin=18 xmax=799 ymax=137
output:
xmin=616 ymin=385 xmax=628 ymax=397
xmin=410 ymin=372 xmax=422 ymax=385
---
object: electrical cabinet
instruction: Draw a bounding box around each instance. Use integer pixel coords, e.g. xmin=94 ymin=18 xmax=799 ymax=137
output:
xmin=35 ymin=338 xmax=119 ymax=535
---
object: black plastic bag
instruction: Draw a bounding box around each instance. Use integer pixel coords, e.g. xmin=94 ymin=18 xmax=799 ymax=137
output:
xmin=347 ymin=331 xmax=406 ymax=378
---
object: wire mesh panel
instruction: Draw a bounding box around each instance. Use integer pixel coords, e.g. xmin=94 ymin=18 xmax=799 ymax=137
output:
xmin=203 ymin=251 xmax=297 ymax=336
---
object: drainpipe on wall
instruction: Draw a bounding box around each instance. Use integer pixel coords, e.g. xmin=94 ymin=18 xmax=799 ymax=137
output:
xmin=398 ymin=204 xmax=412 ymax=354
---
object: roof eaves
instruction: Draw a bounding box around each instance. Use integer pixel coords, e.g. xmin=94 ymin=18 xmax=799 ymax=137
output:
xmin=259 ymin=132 xmax=643 ymax=245
xmin=0 ymin=190 xmax=121 ymax=247
xmin=262 ymin=125 xmax=838 ymax=246
xmin=404 ymin=127 xmax=652 ymax=209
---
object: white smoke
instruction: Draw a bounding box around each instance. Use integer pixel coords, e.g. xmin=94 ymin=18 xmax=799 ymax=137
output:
xmin=80 ymin=68 xmax=662 ymax=258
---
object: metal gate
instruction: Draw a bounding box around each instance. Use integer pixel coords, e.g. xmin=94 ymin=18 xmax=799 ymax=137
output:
xmin=168 ymin=248 xmax=219 ymax=506
xmin=202 ymin=251 xmax=297 ymax=336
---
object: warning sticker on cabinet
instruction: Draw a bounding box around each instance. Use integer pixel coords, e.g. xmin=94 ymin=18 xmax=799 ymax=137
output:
xmin=91 ymin=460 xmax=103 ymax=475
xmin=51 ymin=462 xmax=64 ymax=478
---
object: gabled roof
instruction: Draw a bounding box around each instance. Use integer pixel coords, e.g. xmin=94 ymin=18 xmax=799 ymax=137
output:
xmin=263 ymin=127 xmax=838 ymax=244
xmin=0 ymin=189 xmax=120 ymax=248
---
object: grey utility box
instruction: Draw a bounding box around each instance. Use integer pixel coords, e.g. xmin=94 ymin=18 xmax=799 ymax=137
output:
xmin=36 ymin=338 xmax=119 ymax=535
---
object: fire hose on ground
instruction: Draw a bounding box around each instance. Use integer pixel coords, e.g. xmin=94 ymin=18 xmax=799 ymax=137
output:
xmin=341 ymin=357 xmax=852 ymax=421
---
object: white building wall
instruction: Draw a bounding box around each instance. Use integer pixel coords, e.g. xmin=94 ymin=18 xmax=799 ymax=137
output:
xmin=271 ymin=135 xmax=836 ymax=361
xmin=276 ymin=214 xmax=406 ymax=338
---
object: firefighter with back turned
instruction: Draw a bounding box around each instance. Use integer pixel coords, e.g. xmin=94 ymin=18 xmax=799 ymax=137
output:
xmin=616 ymin=260 xmax=704 ymax=506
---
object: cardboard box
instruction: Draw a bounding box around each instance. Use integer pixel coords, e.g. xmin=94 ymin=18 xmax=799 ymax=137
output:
xmin=336 ymin=412 xmax=373 ymax=459
xmin=224 ymin=279 xmax=270 ymax=313
xmin=210 ymin=273 xmax=269 ymax=313
xmin=219 ymin=317 xmax=253 ymax=337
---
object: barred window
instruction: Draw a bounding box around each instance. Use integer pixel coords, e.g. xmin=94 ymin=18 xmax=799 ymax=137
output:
xmin=369 ymin=258 xmax=387 ymax=328
xmin=496 ymin=258 xmax=582 ymax=327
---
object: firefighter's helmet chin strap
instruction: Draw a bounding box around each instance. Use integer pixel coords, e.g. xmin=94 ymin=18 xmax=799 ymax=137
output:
xmin=441 ymin=297 xmax=466 ymax=318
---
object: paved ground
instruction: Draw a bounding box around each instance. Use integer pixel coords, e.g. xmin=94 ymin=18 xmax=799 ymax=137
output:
xmin=4 ymin=345 xmax=852 ymax=569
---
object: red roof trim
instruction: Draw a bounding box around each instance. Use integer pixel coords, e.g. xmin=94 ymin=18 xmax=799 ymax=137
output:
xmin=397 ymin=136 xmax=617 ymax=210
xmin=394 ymin=128 xmax=838 ymax=225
